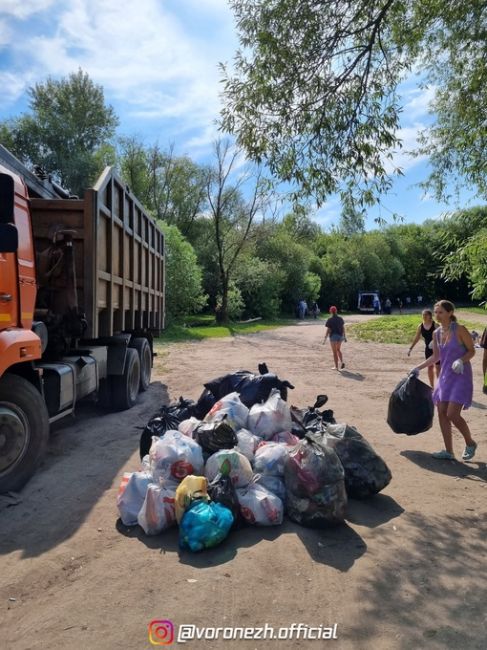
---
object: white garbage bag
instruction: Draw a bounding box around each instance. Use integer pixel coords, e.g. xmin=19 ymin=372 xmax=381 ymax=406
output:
xmin=254 ymin=442 xmax=290 ymax=477
xmin=205 ymin=449 xmax=254 ymax=488
xmin=149 ymin=430 xmax=204 ymax=482
xmin=235 ymin=428 xmax=261 ymax=462
xmin=204 ymin=391 xmax=249 ymax=431
xmin=247 ymin=388 xmax=292 ymax=439
xmin=236 ymin=482 xmax=283 ymax=526
xmin=178 ymin=417 xmax=201 ymax=438
xmin=117 ymin=471 xmax=153 ymax=526
xmin=137 ymin=481 xmax=178 ymax=535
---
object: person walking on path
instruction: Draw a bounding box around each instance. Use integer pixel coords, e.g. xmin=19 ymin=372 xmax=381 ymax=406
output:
xmin=407 ymin=309 xmax=440 ymax=388
xmin=323 ymin=306 xmax=346 ymax=370
xmin=412 ymin=300 xmax=477 ymax=461
xmin=481 ymin=328 xmax=487 ymax=394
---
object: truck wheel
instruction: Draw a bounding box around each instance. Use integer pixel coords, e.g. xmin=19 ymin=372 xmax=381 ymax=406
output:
xmin=0 ymin=374 xmax=49 ymax=493
xmin=110 ymin=348 xmax=140 ymax=411
xmin=131 ymin=337 xmax=152 ymax=391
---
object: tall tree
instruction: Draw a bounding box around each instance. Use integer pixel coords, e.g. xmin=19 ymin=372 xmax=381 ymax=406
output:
xmin=206 ymin=139 xmax=269 ymax=323
xmin=221 ymin=1 xmax=487 ymax=207
xmin=0 ymin=69 xmax=118 ymax=195
xmin=159 ymin=222 xmax=207 ymax=323
xmin=118 ymin=138 xmax=207 ymax=241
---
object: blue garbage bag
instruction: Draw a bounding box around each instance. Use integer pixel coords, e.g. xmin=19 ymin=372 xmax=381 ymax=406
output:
xmin=179 ymin=500 xmax=234 ymax=552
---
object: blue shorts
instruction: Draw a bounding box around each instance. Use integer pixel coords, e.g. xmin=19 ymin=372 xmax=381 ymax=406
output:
xmin=330 ymin=334 xmax=344 ymax=342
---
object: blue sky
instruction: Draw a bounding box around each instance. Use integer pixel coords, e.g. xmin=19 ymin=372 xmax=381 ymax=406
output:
xmin=0 ymin=0 xmax=477 ymax=230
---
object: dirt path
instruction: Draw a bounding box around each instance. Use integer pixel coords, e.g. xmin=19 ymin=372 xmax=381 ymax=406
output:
xmin=1 ymin=317 xmax=486 ymax=650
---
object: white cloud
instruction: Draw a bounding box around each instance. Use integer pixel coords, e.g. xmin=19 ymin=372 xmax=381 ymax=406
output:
xmin=2 ymin=0 xmax=237 ymax=133
xmin=0 ymin=20 xmax=12 ymax=47
xmin=402 ymin=85 xmax=436 ymax=120
xmin=0 ymin=71 xmax=32 ymax=108
xmin=0 ymin=0 xmax=56 ymax=20
xmin=313 ymin=197 xmax=341 ymax=228
xmin=383 ymin=123 xmax=428 ymax=174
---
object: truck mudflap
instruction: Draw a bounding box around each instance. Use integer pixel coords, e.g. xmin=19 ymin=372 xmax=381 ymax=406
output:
xmin=0 ymin=329 xmax=42 ymax=378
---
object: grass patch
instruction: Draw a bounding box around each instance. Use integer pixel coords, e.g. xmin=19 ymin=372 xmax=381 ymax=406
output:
xmin=153 ymin=318 xmax=293 ymax=348
xmin=457 ymin=306 xmax=487 ymax=315
xmin=348 ymin=314 xmax=486 ymax=345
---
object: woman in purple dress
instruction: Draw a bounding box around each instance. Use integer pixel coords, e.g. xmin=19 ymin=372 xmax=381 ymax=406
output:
xmin=412 ymin=300 xmax=478 ymax=461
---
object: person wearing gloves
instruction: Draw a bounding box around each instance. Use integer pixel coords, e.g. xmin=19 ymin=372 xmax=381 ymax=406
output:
xmin=411 ymin=300 xmax=477 ymax=461
xmin=323 ymin=305 xmax=346 ymax=370
xmin=407 ymin=309 xmax=440 ymax=387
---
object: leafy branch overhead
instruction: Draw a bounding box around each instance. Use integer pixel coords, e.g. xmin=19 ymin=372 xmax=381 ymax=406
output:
xmin=220 ymin=0 xmax=487 ymax=206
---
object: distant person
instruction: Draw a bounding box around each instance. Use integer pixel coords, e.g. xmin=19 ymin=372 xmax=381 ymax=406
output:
xmin=407 ymin=309 xmax=440 ymax=387
xmin=397 ymin=298 xmax=403 ymax=314
xmin=417 ymin=295 xmax=423 ymax=306
xmin=311 ymin=301 xmax=320 ymax=319
xmin=405 ymin=296 xmax=411 ymax=308
xmin=373 ymin=296 xmax=381 ymax=315
xmin=384 ymin=297 xmax=392 ymax=315
xmin=481 ymin=328 xmax=487 ymax=394
xmin=412 ymin=300 xmax=477 ymax=461
xmin=297 ymin=299 xmax=307 ymax=319
xmin=323 ymin=306 xmax=346 ymax=370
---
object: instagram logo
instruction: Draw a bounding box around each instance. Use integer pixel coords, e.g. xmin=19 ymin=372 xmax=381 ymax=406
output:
xmin=148 ymin=619 xmax=175 ymax=645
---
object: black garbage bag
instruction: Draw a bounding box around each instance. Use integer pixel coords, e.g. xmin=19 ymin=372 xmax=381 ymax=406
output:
xmin=290 ymin=395 xmax=335 ymax=438
xmin=284 ymin=431 xmax=347 ymax=527
xmin=139 ymin=396 xmax=196 ymax=459
xmin=192 ymin=388 xmax=217 ymax=420
xmin=323 ymin=424 xmax=392 ymax=499
xmin=207 ymin=473 xmax=243 ymax=528
xmin=204 ymin=364 xmax=295 ymax=408
xmin=387 ymin=374 xmax=434 ymax=435
xmin=193 ymin=416 xmax=238 ymax=455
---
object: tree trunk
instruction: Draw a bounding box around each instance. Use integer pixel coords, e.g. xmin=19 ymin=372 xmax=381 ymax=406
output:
xmin=216 ymin=278 xmax=229 ymax=324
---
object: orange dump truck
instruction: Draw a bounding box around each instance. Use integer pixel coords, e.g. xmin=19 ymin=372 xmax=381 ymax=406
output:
xmin=0 ymin=146 xmax=165 ymax=492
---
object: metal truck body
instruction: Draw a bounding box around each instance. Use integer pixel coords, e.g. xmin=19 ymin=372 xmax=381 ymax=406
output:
xmin=0 ymin=146 xmax=165 ymax=492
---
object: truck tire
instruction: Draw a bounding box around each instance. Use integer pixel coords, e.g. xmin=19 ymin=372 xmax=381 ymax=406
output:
xmin=0 ymin=374 xmax=50 ymax=493
xmin=110 ymin=348 xmax=140 ymax=411
xmin=131 ymin=337 xmax=152 ymax=391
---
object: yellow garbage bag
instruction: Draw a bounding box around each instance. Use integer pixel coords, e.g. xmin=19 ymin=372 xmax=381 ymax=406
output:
xmin=175 ymin=475 xmax=209 ymax=523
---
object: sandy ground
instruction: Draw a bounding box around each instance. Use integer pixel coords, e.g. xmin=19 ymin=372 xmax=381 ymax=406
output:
xmin=1 ymin=314 xmax=486 ymax=650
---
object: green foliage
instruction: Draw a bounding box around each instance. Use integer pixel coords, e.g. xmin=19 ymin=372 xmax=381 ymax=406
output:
xmin=234 ymin=256 xmax=285 ymax=318
xmin=0 ymin=69 xmax=118 ymax=195
xmin=117 ymin=138 xmax=208 ymax=240
xmin=159 ymin=222 xmax=207 ymax=323
xmin=216 ymin=281 xmax=245 ymax=320
xmin=222 ymin=1 xmax=487 ymax=207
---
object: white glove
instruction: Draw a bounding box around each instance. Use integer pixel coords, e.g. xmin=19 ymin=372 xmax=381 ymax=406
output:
xmin=428 ymin=341 xmax=434 ymax=350
xmin=409 ymin=368 xmax=419 ymax=377
xmin=451 ymin=359 xmax=464 ymax=374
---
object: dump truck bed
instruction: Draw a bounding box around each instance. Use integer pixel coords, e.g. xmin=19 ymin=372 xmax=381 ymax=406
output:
xmin=30 ymin=166 xmax=165 ymax=338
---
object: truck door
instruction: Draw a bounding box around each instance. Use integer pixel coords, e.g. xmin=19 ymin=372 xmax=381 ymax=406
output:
xmin=0 ymin=172 xmax=19 ymax=328
xmin=0 ymin=251 xmax=18 ymax=328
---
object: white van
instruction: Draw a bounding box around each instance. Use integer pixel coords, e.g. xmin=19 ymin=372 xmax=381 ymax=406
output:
xmin=358 ymin=291 xmax=380 ymax=312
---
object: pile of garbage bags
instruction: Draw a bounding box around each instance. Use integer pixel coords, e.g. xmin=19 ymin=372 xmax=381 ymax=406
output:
xmin=118 ymin=364 xmax=392 ymax=552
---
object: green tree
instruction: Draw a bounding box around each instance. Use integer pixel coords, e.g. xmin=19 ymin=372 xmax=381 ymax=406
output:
xmin=437 ymin=207 xmax=487 ymax=303
xmin=206 ymin=139 xmax=270 ymax=323
xmin=118 ymin=138 xmax=208 ymax=242
xmin=0 ymin=69 xmax=118 ymax=195
xmin=233 ymin=254 xmax=285 ymax=318
xmin=221 ymin=1 xmax=487 ymax=207
xmin=159 ymin=222 xmax=207 ymax=323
